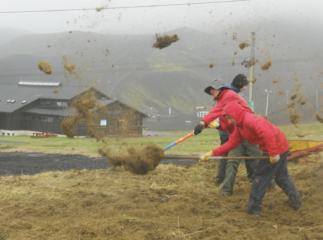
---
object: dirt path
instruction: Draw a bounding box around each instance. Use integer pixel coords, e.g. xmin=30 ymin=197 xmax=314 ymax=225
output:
xmin=0 ymin=152 xmax=197 ymax=176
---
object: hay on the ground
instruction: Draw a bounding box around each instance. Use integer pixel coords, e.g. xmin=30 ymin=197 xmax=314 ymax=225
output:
xmin=209 ymin=63 xmax=214 ymax=68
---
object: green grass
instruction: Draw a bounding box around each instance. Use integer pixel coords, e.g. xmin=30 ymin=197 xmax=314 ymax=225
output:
xmin=1 ymin=121 xmax=323 ymax=156
xmin=278 ymin=121 xmax=323 ymax=138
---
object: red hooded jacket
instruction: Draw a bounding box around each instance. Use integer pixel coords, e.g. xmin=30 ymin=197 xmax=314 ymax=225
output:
xmin=202 ymin=89 xmax=253 ymax=135
xmin=212 ymin=102 xmax=290 ymax=157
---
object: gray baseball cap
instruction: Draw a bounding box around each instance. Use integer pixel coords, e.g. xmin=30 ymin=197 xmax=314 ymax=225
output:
xmin=204 ymin=78 xmax=225 ymax=95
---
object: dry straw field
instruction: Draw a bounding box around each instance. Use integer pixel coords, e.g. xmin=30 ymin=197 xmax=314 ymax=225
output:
xmin=0 ymin=157 xmax=322 ymax=239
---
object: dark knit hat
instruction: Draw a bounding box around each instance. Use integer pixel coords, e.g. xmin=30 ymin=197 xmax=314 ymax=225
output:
xmin=231 ymin=74 xmax=249 ymax=89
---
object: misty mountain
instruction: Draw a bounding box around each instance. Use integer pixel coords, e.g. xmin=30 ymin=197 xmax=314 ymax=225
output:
xmin=0 ymin=26 xmax=32 ymax=47
xmin=0 ymin=19 xmax=323 ymax=125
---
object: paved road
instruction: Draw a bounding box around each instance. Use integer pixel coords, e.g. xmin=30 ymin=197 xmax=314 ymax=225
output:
xmin=142 ymin=131 xmax=178 ymax=136
xmin=0 ymin=152 xmax=198 ymax=176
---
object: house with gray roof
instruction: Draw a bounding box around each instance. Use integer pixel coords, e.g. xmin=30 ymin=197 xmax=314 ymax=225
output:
xmin=0 ymin=81 xmax=148 ymax=137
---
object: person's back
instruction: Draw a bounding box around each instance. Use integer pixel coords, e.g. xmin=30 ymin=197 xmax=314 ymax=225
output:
xmin=217 ymin=101 xmax=302 ymax=216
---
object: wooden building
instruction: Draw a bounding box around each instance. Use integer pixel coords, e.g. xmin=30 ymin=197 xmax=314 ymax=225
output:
xmin=0 ymin=81 xmax=148 ymax=137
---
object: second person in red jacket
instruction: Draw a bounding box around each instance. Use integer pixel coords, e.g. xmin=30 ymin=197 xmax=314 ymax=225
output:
xmin=201 ymin=101 xmax=303 ymax=215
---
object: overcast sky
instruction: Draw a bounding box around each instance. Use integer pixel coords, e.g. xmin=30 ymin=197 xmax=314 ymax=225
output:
xmin=0 ymin=0 xmax=322 ymax=35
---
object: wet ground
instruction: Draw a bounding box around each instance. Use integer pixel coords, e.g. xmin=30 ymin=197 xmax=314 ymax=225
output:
xmin=0 ymin=152 xmax=197 ymax=176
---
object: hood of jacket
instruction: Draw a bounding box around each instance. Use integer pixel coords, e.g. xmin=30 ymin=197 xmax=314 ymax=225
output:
xmin=224 ymin=84 xmax=240 ymax=93
xmin=222 ymin=101 xmax=247 ymax=126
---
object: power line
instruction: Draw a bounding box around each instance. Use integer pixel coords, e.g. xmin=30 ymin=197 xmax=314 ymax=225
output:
xmin=0 ymin=0 xmax=250 ymax=14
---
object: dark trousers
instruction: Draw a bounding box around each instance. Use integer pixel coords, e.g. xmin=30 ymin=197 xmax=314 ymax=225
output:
xmin=215 ymin=134 xmax=229 ymax=183
xmin=216 ymin=135 xmax=257 ymax=184
xmin=247 ymin=150 xmax=302 ymax=215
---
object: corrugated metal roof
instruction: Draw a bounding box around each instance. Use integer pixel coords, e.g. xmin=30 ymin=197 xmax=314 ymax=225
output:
xmin=23 ymin=107 xmax=76 ymax=116
xmin=24 ymin=99 xmax=148 ymax=117
xmin=0 ymin=85 xmax=91 ymax=113
xmin=18 ymin=81 xmax=61 ymax=87
xmin=0 ymin=84 xmax=147 ymax=117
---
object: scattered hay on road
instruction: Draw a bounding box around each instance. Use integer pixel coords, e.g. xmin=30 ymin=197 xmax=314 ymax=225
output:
xmin=209 ymin=63 xmax=214 ymax=68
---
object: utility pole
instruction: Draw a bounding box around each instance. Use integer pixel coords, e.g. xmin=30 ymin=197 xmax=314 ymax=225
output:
xmin=108 ymin=81 xmax=111 ymax=96
xmin=265 ymin=89 xmax=272 ymax=116
xmin=241 ymin=32 xmax=257 ymax=111
xmin=316 ymin=90 xmax=319 ymax=113
xmin=117 ymin=66 xmax=119 ymax=85
xmin=249 ymin=32 xmax=255 ymax=111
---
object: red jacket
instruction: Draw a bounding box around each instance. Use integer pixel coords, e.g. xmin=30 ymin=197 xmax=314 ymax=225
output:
xmin=212 ymin=102 xmax=290 ymax=157
xmin=218 ymin=115 xmax=235 ymax=135
xmin=202 ymin=89 xmax=253 ymax=135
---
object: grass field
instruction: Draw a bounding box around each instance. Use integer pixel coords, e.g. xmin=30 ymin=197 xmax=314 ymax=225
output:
xmin=1 ymin=121 xmax=323 ymax=156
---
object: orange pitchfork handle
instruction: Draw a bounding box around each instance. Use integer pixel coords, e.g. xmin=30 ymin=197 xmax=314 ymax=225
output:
xmin=163 ymin=132 xmax=194 ymax=151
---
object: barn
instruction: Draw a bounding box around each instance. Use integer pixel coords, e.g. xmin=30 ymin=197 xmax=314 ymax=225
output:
xmin=0 ymin=81 xmax=148 ymax=137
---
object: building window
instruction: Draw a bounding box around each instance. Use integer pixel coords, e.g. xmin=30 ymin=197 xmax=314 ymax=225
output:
xmin=40 ymin=101 xmax=46 ymax=105
xmin=57 ymin=102 xmax=68 ymax=107
xmin=26 ymin=116 xmax=32 ymax=120
xmin=48 ymin=117 xmax=53 ymax=123
xmin=42 ymin=117 xmax=48 ymax=122
xmin=46 ymin=101 xmax=51 ymax=105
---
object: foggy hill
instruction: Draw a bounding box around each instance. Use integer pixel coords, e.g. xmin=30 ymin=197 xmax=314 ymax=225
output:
xmin=0 ymin=27 xmax=32 ymax=47
xmin=0 ymin=19 xmax=323 ymax=125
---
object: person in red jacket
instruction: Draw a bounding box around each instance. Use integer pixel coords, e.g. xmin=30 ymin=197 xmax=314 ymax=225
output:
xmin=201 ymin=101 xmax=303 ymax=215
xmin=194 ymin=79 xmax=265 ymax=196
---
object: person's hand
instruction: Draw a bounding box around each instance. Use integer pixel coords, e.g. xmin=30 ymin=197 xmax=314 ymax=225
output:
xmin=200 ymin=151 xmax=213 ymax=162
xmin=270 ymin=155 xmax=280 ymax=164
xmin=194 ymin=123 xmax=204 ymax=135
xmin=208 ymin=121 xmax=220 ymax=129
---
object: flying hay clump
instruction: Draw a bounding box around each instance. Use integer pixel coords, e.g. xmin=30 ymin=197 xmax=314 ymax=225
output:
xmin=152 ymin=34 xmax=179 ymax=49
xmin=63 ymin=56 xmax=80 ymax=79
xmin=316 ymin=113 xmax=323 ymax=123
xmin=38 ymin=61 xmax=52 ymax=74
xmin=261 ymin=61 xmax=272 ymax=70
xmin=238 ymin=42 xmax=249 ymax=50
xmin=99 ymin=144 xmax=164 ymax=175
